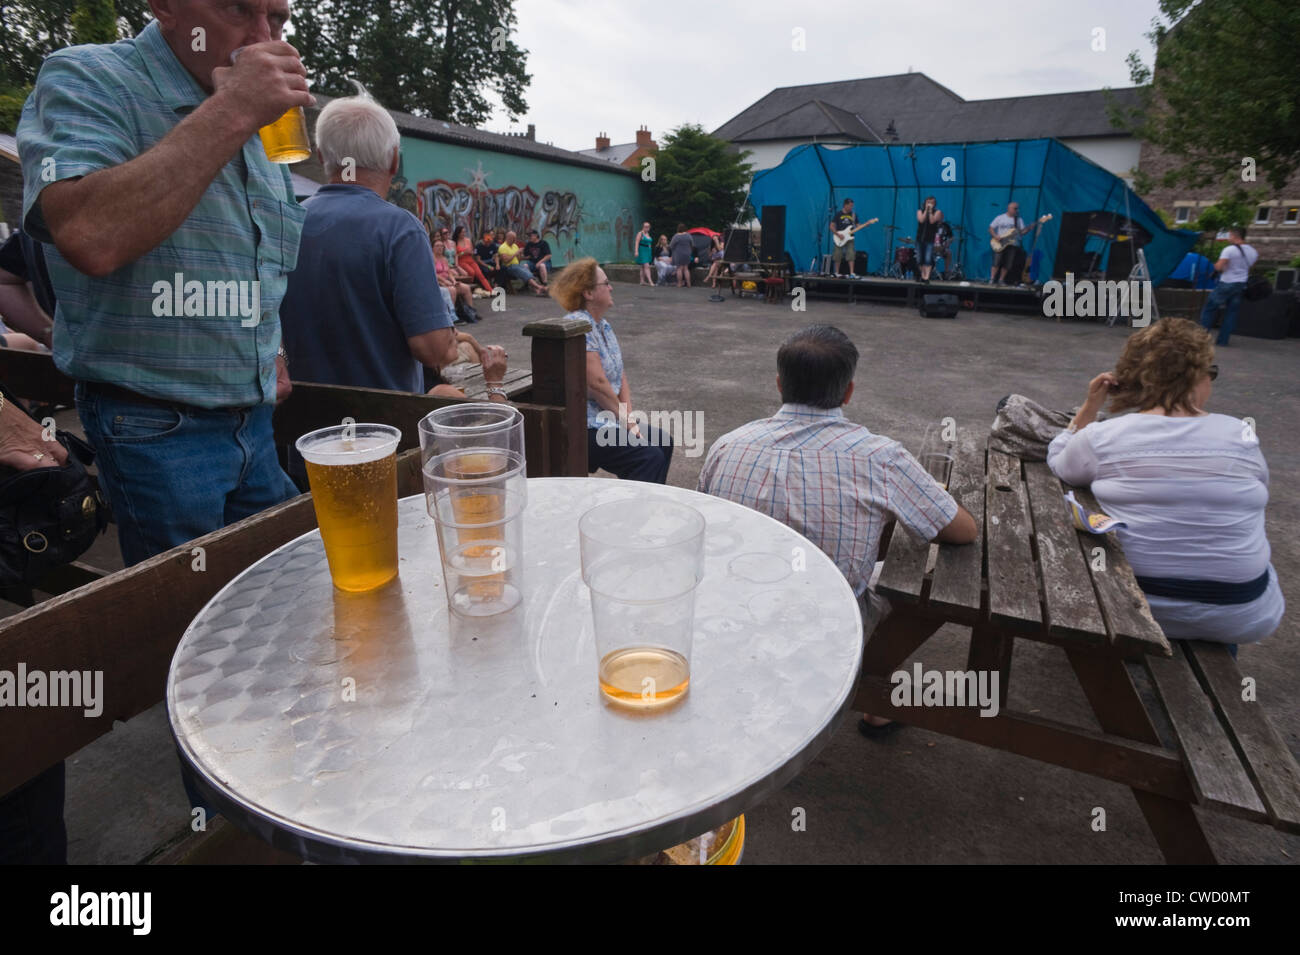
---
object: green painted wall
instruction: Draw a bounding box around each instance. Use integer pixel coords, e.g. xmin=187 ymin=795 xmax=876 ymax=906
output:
xmin=388 ymin=136 xmax=644 ymax=265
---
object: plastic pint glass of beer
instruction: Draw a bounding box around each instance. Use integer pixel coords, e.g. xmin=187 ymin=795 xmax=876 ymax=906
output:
xmin=296 ymin=423 xmax=401 ymax=592
xmin=259 ymin=107 xmax=311 ymax=163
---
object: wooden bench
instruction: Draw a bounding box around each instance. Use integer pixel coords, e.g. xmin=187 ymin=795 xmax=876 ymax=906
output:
xmin=0 ymin=314 xmax=592 ymax=862
xmin=857 ymin=441 xmax=1300 ymax=862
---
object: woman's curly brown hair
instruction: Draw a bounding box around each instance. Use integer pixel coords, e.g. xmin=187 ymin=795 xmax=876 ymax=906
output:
xmin=1108 ymin=318 xmax=1215 ymax=415
xmin=548 ymin=257 xmax=599 ymax=313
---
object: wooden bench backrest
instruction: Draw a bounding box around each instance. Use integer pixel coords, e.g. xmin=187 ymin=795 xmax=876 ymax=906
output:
xmin=0 ymin=450 xmax=423 ymax=797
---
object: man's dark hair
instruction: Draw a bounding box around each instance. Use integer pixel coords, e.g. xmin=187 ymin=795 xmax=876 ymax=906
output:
xmin=777 ymin=325 xmax=859 ymax=408
xmin=842 ymin=198 xmax=853 ymax=206
xmin=1229 ymin=226 xmax=1246 ymax=240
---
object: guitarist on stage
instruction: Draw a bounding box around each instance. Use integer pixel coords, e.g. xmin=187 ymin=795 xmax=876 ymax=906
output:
xmin=988 ymin=201 xmax=1033 ymax=285
xmin=829 ymin=198 xmax=861 ymax=278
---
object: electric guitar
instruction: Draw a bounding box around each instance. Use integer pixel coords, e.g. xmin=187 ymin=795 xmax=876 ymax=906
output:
xmin=990 ymin=214 xmax=1052 ymax=253
xmin=831 ymin=217 xmax=879 ymax=247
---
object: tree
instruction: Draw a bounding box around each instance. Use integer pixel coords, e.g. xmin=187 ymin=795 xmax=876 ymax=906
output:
xmin=645 ymin=125 xmax=753 ymax=230
xmin=0 ymin=0 xmax=150 ymax=129
xmin=287 ymin=0 xmax=531 ymax=126
xmin=72 ymin=0 xmax=120 ymax=45
xmin=1116 ymin=0 xmax=1300 ymax=191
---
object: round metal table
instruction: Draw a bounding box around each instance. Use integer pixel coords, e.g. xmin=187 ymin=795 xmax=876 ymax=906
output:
xmin=167 ymin=478 xmax=863 ymax=863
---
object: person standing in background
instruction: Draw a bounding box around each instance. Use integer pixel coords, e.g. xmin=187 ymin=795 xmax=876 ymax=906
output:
xmin=1199 ymin=227 xmax=1258 ymax=346
xmin=915 ymin=196 xmax=943 ymax=283
xmin=634 ymin=222 xmax=654 ymax=285
xmin=668 ymin=224 xmax=693 ymax=288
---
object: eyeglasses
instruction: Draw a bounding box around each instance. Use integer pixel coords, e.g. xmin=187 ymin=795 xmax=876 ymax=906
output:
xmin=594 ymin=281 xmax=613 ymax=289
xmin=1209 ymin=364 xmax=1219 ymax=381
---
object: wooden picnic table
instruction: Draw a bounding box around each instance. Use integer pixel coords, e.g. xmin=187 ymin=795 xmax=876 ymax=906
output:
xmin=442 ymin=363 xmax=532 ymax=400
xmin=854 ymin=442 xmax=1300 ymax=864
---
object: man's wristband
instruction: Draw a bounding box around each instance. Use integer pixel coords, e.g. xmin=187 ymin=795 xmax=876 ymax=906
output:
xmin=485 ymin=385 xmax=508 ymax=399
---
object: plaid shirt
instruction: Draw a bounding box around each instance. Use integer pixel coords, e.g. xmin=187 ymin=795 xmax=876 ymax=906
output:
xmin=697 ymin=404 xmax=958 ymax=595
xmin=18 ymin=21 xmax=303 ymax=408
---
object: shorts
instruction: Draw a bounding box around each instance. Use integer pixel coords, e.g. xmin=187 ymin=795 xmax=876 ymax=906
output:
xmin=833 ymin=240 xmax=855 ymax=264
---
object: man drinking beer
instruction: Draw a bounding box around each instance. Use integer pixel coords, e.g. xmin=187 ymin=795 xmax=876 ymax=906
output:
xmin=17 ymin=0 xmax=313 ymax=566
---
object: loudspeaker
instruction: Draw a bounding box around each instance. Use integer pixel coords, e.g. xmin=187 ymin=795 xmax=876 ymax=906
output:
xmin=1275 ymin=268 xmax=1296 ymax=291
xmin=760 ymin=205 xmax=786 ymax=264
xmin=919 ymin=293 xmax=959 ymax=318
xmin=1054 ymin=212 xmax=1092 ymax=279
xmin=723 ymin=228 xmax=750 ymax=262
xmin=1106 ymin=240 xmax=1135 ymax=280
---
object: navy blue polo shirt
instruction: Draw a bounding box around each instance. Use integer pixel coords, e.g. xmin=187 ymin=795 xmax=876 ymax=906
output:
xmin=280 ymin=184 xmax=451 ymax=393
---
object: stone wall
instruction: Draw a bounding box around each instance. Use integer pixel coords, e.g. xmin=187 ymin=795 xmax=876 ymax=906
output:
xmin=1138 ymin=141 xmax=1300 ymax=263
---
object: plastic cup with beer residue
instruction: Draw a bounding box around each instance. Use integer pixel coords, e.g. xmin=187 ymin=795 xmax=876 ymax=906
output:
xmin=296 ymin=423 xmax=401 ymax=593
xmin=419 ymin=404 xmax=527 ymax=617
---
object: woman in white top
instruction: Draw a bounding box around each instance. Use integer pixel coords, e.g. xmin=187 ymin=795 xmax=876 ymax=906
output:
xmin=1047 ymin=318 xmax=1282 ymax=654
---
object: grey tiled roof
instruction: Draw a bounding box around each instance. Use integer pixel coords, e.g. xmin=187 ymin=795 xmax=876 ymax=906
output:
xmin=576 ymin=142 xmax=642 ymax=165
xmin=310 ymin=94 xmax=636 ymax=176
xmin=713 ymin=73 xmax=1142 ymax=144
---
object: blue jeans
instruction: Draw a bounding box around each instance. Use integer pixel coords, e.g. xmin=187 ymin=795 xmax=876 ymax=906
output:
xmin=76 ymin=386 xmax=301 ymax=567
xmin=588 ymin=426 xmax=673 ymax=483
xmin=1199 ymin=281 xmax=1246 ymax=345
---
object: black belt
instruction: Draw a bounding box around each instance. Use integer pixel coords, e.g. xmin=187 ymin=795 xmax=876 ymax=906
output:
xmin=79 ymin=381 xmax=249 ymax=414
xmin=1136 ymin=569 xmax=1270 ymax=606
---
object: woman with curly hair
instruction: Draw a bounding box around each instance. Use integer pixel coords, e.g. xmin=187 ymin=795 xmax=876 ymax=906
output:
xmin=550 ymin=257 xmax=672 ymax=483
xmin=1047 ymin=318 xmax=1282 ymax=654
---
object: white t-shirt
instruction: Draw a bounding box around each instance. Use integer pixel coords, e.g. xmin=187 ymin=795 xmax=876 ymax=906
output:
xmin=990 ymin=213 xmax=1024 ymax=246
xmin=1218 ymin=243 xmax=1258 ymax=283
xmin=1047 ymin=413 xmax=1283 ymax=643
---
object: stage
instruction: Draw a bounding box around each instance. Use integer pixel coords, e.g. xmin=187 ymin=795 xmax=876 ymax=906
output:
xmin=791 ymin=273 xmax=1044 ymax=315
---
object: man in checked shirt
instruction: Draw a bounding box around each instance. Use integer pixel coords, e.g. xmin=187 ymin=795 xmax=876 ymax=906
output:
xmin=697 ymin=325 xmax=977 ymax=737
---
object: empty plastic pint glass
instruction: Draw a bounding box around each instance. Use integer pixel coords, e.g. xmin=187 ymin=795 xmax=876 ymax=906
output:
xmin=419 ymin=404 xmax=527 ymax=617
xmin=579 ymin=499 xmax=706 ymax=709
xmin=296 ymin=423 xmax=401 ymax=592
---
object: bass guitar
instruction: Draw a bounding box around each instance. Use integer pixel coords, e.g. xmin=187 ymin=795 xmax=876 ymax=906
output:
xmin=990 ymin=214 xmax=1052 ymax=253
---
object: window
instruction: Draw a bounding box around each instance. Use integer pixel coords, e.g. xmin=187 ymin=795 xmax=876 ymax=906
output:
xmin=1285 ymin=207 xmax=1299 ymax=225
xmin=1173 ymin=206 xmax=1191 ymax=224
xmin=1254 ymin=206 xmax=1271 ymax=225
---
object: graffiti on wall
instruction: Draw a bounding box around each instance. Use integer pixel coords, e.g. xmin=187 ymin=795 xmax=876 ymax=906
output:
xmin=385 ymin=158 xmax=633 ymax=259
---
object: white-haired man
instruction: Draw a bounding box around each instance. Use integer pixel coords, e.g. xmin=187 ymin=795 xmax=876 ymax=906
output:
xmin=280 ymin=93 xmax=506 ymax=395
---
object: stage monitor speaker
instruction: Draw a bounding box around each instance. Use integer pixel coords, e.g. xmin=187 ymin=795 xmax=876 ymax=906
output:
xmin=919 ymin=293 xmax=959 ymax=318
xmin=760 ymin=205 xmax=786 ymax=264
xmin=1054 ymin=212 xmax=1092 ymax=279
xmin=1275 ymin=268 xmax=1296 ymax=291
xmin=723 ymin=228 xmax=750 ymax=262
xmin=855 ymin=251 xmax=868 ymax=274
xmin=1106 ymin=240 xmax=1135 ymax=280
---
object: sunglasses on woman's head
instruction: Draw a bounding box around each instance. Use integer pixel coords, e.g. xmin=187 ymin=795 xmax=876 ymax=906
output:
xmin=1209 ymin=364 xmax=1219 ymax=381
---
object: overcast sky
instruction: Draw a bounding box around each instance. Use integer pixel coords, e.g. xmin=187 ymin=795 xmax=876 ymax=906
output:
xmin=484 ymin=0 xmax=1163 ymax=151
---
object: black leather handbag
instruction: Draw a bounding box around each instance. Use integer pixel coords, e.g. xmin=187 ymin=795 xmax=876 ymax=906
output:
xmin=1235 ymin=246 xmax=1273 ymax=302
xmin=0 ymin=391 xmax=109 ymax=585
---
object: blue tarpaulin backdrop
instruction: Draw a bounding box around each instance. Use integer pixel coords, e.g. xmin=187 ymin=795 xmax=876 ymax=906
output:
xmin=748 ymin=139 xmax=1199 ymax=286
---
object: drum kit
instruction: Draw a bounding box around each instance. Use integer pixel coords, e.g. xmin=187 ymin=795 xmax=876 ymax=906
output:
xmin=876 ymin=225 xmax=967 ymax=281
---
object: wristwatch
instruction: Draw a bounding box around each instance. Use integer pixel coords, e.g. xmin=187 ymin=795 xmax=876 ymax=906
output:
xmin=485 ymin=385 xmax=508 ymax=399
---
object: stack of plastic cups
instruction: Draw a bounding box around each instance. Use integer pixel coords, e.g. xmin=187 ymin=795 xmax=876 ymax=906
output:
xmin=418 ymin=404 xmax=527 ymax=617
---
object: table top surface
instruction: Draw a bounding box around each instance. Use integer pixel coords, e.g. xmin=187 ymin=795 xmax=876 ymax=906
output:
xmin=167 ymin=478 xmax=863 ymax=863
xmin=877 ymin=445 xmax=1169 ymax=657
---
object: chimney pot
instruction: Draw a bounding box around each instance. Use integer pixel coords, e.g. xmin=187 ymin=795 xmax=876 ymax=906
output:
xmin=635 ymin=127 xmax=653 ymax=147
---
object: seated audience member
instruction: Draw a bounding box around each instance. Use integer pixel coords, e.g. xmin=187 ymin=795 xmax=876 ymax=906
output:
xmin=1047 ymin=318 xmax=1283 ymax=655
xmin=279 ymin=92 xmax=459 ymax=394
xmin=522 ymin=228 xmax=553 ymax=285
xmin=653 ymin=235 xmax=674 ymax=285
xmin=422 ymin=330 xmax=509 ymax=401
xmin=496 ymin=230 xmax=546 ymax=295
xmin=433 ymin=238 xmax=479 ymax=324
xmin=550 ymin=257 xmax=672 ymax=483
xmin=475 ymin=230 xmax=501 ymax=286
xmin=454 ymin=225 xmax=493 ymax=292
xmin=0 ymin=232 xmax=55 ymax=352
xmin=697 ymin=324 xmax=977 ymax=736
